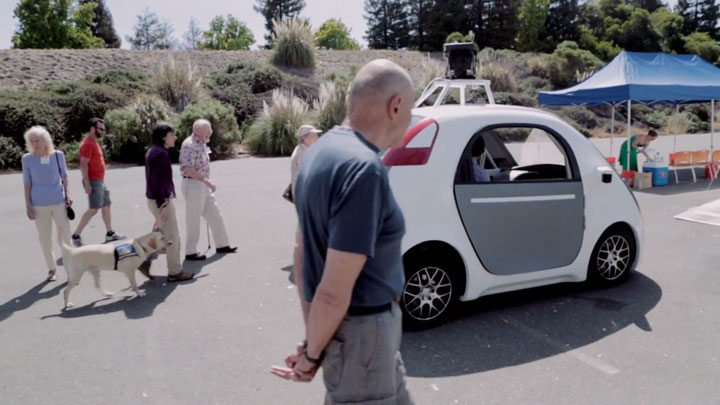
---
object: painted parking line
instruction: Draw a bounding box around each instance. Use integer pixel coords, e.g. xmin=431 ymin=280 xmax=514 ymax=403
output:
xmin=504 ymin=316 xmax=620 ymax=375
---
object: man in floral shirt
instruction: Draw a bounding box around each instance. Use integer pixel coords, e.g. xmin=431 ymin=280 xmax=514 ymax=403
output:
xmin=179 ymin=119 xmax=236 ymax=260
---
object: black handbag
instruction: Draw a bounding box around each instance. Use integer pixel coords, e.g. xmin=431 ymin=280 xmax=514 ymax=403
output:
xmin=282 ymin=183 xmax=294 ymax=204
xmin=55 ymin=152 xmax=75 ymax=220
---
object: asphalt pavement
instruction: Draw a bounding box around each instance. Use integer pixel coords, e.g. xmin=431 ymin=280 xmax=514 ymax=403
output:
xmin=1 ymin=156 xmax=719 ymax=404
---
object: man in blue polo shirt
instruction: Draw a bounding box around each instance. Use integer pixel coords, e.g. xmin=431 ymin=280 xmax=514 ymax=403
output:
xmin=271 ymin=59 xmax=415 ymax=404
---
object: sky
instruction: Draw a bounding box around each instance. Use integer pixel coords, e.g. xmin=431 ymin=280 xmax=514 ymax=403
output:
xmin=0 ymin=0 xmax=368 ymax=50
xmin=0 ymin=0 xmax=681 ymax=51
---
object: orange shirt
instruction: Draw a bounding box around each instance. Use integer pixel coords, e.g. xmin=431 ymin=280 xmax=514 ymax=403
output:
xmin=79 ymin=136 xmax=106 ymax=181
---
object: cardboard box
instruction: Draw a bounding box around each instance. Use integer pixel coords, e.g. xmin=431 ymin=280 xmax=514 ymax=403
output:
xmin=633 ymin=172 xmax=652 ymax=190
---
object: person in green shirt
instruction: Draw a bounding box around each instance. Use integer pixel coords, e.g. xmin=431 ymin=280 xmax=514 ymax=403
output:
xmin=619 ymin=129 xmax=658 ymax=171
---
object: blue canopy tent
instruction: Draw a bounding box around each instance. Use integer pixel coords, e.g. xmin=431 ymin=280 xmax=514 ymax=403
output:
xmin=539 ymin=51 xmax=720 ymax=170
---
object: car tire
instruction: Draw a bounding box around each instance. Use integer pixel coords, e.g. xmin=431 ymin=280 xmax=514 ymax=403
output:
xmin=588 ymin=227 xmax=636 ymax=287
xmin=401 ymin=258 xmax=462 ymax=330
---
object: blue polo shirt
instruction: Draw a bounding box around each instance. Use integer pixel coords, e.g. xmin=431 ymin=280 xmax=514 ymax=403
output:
xmin=294 ymin=126 xmax=406 ymax=307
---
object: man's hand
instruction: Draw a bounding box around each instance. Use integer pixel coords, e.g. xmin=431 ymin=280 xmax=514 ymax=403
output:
xmin=160 ymin=206 xmax=168 ymax=223
xmin=26 ymin=205 xmax=35 ymax=220
xmin=271 ymin=342 xmax=319 ymax=383
xmin=65 ymin=196 xmax=73 ymax=206
xmin=84 ymin=182 xmax=92 ymax=195
xmin=204 ymin=179 xmax=216 ymax=193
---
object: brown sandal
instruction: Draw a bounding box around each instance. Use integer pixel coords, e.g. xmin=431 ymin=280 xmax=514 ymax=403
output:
xmin=46 ymin=270 xmax=57 ymax=282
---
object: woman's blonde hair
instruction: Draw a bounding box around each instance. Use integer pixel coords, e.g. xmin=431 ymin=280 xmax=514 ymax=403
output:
xmin=23 ymin=126 xmax=55 ymax=156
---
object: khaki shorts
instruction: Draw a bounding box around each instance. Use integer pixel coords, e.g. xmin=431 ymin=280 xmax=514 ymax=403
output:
xmin=322 ymin=302 xmax=414 ymax=405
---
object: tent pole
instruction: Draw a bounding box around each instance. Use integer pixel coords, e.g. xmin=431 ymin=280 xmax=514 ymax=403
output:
xmin=673 ymin=104 xmax=679 ymax=153
xmin=627 ymin=100 xmax=632 ymax=171
xmin=712 ymin=100 xmax=715 ymax=152
xmin=610 ymin=104 xmax=615 ymax=157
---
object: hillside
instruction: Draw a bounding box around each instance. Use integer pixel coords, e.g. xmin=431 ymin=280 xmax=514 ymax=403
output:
xmin=0 ymin=49 xmax=440 ymax=91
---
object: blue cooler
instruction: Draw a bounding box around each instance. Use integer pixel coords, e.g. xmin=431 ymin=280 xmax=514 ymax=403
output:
xmin=643 ymin=163 xmax=669 ymax=187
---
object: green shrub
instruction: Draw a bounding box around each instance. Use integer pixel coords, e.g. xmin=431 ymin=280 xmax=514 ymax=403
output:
xmin=558 ymin=106 xmax=599 ymax=129
xmin=86 ymin=69 xmax=152 ymax=98
xmin=480 ymin=62 xmax=518 ymax=92
xmin=0 ymin=136 xmax=23 ymax=170
xmin=685 ymin=32 xmax=720 ymax=65
xmin=154 ymin=55 xmax=204 ymax=113
xmin=494 ymin=92 xmax=537 ymax=107
xmin=245 ymin=89 xmax=309 ymax=156
xmin=105 ymin=95 xmax=174 ymax=163
xmin=526 ymin=55 xmax=549 ymax=78
xmin=313 ymin=81 xmax=347 ymax=131
xmin=210 ymin=83 xmax=260 ymax=128
xmin=0 ymin=91 xmax=66 ymax=145
xmin=61 ymin=141 xmax=81 ymax=166
xmin=271 ymin=17 xmax=316 ymax=68
xmin=58 ymin=83 xmax=128 ymax=141
xmin=545 ymin=41 xmax=603 ymax=88
xmin=215 ymin=61 xmax=283 ymax=94
xmin=175 ymin=99 xmax=241 ymax=157
xmin=445 ymin=32 xmax=468 ymax=43
xmin=412 ymin=57 xmax=445 ymax=97
xmin=645 ymin=110 xmax=669 ymax=129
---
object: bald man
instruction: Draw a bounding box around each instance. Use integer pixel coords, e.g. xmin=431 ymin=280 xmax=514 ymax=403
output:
xmin=179 ymin=119 xmax=236 ymax=261
xmin=272 ymin=59 xmax=415 ymax=404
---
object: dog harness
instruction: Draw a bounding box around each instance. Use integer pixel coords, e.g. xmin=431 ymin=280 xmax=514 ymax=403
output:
xmin=114 ymin=243 xmax=140 ymax=270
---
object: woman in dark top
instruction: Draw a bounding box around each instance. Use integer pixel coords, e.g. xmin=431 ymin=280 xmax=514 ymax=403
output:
xmin=144 ymin=123 xmax=193 ymax=282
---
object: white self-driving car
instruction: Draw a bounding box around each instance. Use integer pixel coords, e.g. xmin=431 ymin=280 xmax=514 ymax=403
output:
xmin=382 ymin=104 xmax=643 ymax=329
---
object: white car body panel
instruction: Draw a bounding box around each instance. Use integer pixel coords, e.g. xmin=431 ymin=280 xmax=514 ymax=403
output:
xmin=388 ymin=105 xmax=644 ymax=302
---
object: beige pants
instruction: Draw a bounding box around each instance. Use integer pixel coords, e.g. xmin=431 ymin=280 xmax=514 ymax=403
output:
xmin=181 ymin=178 xmax=229 ymax=255
xmin=33 ymin=204 xmax=71 ymax=270
xmin=146 ymin=199 xmax=182 ymax=275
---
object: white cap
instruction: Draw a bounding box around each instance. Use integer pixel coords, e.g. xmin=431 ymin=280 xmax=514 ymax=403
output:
xmin=295 ymin=124 xmax=322 ymax=139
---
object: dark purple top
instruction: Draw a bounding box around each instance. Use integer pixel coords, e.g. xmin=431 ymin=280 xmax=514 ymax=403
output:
xmin=145 ymin=145 xmax=175 ymax=207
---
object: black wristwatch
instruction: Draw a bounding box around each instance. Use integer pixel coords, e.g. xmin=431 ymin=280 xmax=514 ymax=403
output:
xmin=302 ymin=341 xmax=325 ymax=365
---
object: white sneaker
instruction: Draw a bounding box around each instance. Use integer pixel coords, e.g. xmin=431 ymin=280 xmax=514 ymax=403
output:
xmin=104 ymin=232 xmax=126 ymax=243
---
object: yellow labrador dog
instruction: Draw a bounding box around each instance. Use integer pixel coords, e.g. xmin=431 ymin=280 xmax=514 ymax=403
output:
xmin=60 ymin=231 xmax=170 ymax=309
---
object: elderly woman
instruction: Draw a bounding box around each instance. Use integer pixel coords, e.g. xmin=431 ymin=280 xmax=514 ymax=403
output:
xmin=290 ymin=125 xmax=321 ymax=197
xmin=21 ymin=126 xmax=72 ymax=281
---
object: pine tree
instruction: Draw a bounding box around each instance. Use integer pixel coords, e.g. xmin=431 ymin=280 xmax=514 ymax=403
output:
xmin=407 ymin=0 xmax=434 ymax=51
xmin=466 ymin=0 xmax=488 ymax=49
xmin=546 ymin=0 xmax=580 ymax=45
xmin=426 ymin=1 xmax=470 ymax=51
xmin=364 ymin=0 xmax=410 ymax=50
xmin=677 ymin=0 xmax=719 ymax=39
xmin=630 ymin=0 xmax=665 ymax=13
xmin=126 ymin=8 xmax=175 ymax=50
xmin=254 ymin=0 xmax=306 ymax=45
xmin=485 ymin=0 xmax=520 ymax=49
xmin=183 ymin=18 xmax=204 ymax=50
xmin=79 ymin=0 xmax=120 ymax=48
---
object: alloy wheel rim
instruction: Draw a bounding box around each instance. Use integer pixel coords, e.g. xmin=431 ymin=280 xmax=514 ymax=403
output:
xmin=403 ymin=266 xmax=453 ymax=321
xmin=597 ymin=235 xmax=631 ymax=280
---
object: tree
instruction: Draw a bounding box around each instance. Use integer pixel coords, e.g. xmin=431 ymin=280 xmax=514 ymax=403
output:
xmin=630 ymin=0 xmax=665 ymax=13
xmin=616 ymin=8 xmax=662 ymax=52
xmin=183 ymin=18 xmax=204 ymax=50
xmin=676 ymin=0 xmax=719 ymax=38
xmin=79 ymin=0 xmax=120 ymax=48
xmin=364 ymin=0 xmax=411 ymax=50
xmin=685 ymin=31 xmax=720 ymax=63
xmin=485 ymin=0 xmax=520 ymax=49
xmin=517 ymin=0 xmax=551 ymax=52
xmin=202 ymin=15 xmax=255 ymax=50
xmin=254 ymin=0 xmax=306 ymax=45
xmin=425 ymin=1 xmax=470 ymax=51
xmin=466 ymin=0 xmax=487 ymax=49
xmin=408 ymin=0 xmax=434 ymax=51
xmin=546 ymin=0 xmax=580 ymax=45
xmin=126 ymin=8 xmax=176 ymax=50
xmin=651 ymin=7 xmax=686 ymax=53
xmin=12 ymin=0 xmax=104 ymax=49
xmin=315 ymin=18 xmax=361 ymax=50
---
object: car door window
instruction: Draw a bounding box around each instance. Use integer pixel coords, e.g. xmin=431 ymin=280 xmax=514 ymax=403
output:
xmin=455 ymin=126 xmax=575 ymax=184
